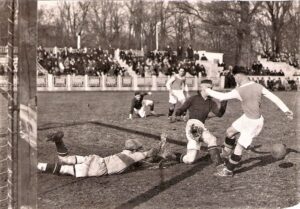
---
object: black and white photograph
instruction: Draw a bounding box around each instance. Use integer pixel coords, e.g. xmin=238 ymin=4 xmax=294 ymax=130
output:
xmin=0 ymin=0 xmax=299 ymax=208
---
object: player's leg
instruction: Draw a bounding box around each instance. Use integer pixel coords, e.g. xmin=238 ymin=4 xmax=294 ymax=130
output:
xmin=177 ymin=90 xmax=187 ymax=120
xmin=133 ymin=108 xmax=141 ymax=118
xmin=168 ymin=103 xmax=176 ymax=118
xmin=46 ymin=131 xmax=68 ymax=156
xmin=182 ymin=149 xmax=201 ymax=164
xmin=38 ymin=155 xmax=107 ymax=177
xmin=58 ymin=155 xmax=86 ymax=165
xmin=202 ymin=130 xmax=223 ymax=166
xmin=216 ymin=116 xmax=264 ymax=176
xmin=182 ymin=122 xmax=202 ymax=164
xmin=46 ymin=131 xmax=86 ymax=165
xmin=226 ymin=142 xmax=244 ymax=173
xmin=137 ymin=106 xmax=146 ymax=118
xmin=168 ymin=91 xmax=177 ymax=119
xmin=143 ymin=100 xmax=157 ymax=116
xmin=221 ymin=126 xmax=239 ymax=159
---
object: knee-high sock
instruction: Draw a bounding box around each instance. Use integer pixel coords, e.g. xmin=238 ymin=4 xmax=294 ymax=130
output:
xmin=226 ymin=153 xmax=241 ymax=171
xmin=150 ymin=104 xmax=154 ymax=111
xmin=223 ymin=137 xmax=236 ymax=154
xmin=38 ymin=163 xmax=75 ymax=176
xmin=38 ymin=163 xmax=61 ymax=175
xmin=208 ymin=146 xmax=223 ymax=166
xmin=168 ymin=104 xmax=175 ymax=117
xmin=54 ymin=140 xmax=68 ymax=156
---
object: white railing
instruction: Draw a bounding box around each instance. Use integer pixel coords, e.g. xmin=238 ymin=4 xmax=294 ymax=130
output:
xmin=1 ymin=74 xmax=298 ymax=91
xmin=0 ymin=74 xmax=224 ymax=91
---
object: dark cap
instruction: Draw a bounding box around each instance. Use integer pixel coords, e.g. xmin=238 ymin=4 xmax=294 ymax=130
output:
xmin=232 ymin=66 xmax=248 ymax=75
xmin=134 ymin=91 xmax=141 ymax=96
xmin=200 ymin=79 xmax=213 ymax=84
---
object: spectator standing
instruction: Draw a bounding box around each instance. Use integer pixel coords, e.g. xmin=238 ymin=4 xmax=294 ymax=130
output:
xmin=177 ymin=46 xmax=184 ymax=60
xmin=187 ymin=45 xmax=194 ymax=60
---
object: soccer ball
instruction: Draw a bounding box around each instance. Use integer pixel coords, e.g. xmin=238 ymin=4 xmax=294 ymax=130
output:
xmin=271 ymin=143 xmax=287 ymax=160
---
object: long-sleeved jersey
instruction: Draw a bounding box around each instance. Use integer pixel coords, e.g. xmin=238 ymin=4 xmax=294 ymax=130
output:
xmin=176 ymin=92 xmax=227 ymax=123
xmin=129 ymin=93 xmax=148 ymax=114
xmin=206 ymin=81 xmax=290 ymax=119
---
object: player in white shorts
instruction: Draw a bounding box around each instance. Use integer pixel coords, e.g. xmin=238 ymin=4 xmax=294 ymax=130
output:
xmin=37 ymin=131 xmax=167 ymax=177
xmin=204 ymin=66 xmax=293 ymax=176
xmin=128 ymin=91 xmax=157 ymax=119
xmin=166 ymin=67 xmax=189 ymax=120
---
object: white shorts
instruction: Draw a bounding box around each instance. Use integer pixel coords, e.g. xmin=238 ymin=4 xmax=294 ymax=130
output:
xmin=169 ymin=90 xmax=186 ymax=104
xmin=134 ymin=100 xmax=153 ymax=118
xmin=75 ymin=155 xmax=107 ymax=177
xmin=185 ymin=119 xmax=217 ymax=150
xmin=232 ymin=114 xmax=264 ymax=148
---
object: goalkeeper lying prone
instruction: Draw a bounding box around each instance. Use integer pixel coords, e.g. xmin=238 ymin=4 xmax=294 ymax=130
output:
xmin=37 ymin=131 xmax=174 ymax=177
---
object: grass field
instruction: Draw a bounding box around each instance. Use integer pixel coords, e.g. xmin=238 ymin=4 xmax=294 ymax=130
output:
xmin=36 ymin=91 xmax=299 ymax=209
xmin=1 ymin=91 xmax=299 ymax=209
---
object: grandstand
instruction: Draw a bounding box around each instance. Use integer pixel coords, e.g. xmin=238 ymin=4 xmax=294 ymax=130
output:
xmin=0 ymin=45 xmax=299 ymax=92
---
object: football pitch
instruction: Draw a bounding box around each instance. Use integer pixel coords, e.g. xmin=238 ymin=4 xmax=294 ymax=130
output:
xmin=35 ymin=91 xmax=300 ymax=209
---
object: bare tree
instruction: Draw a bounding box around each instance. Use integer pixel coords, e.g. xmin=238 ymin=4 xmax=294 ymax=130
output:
xmin=58 ymin=0 xmax=91 ymax=47
xmin=176 ymin=1 xmax=261 ymax=65
xmin=264 ymin=1 xmax=294 ymax=55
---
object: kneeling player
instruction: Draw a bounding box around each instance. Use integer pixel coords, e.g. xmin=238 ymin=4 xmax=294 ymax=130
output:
xmin=175 ymin=79 xmax=227 ymax=167
xmin=129 ymin=91 xmax=157 ymax=120
xmin=37 ymin=131 xmax=162 ymax=177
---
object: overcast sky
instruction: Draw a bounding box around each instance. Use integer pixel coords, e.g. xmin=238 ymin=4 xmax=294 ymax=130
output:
xmin=38 ymin=0 xmax=80 ymax=8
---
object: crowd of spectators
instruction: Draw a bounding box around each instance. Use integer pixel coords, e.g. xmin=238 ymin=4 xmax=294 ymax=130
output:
xmin=221 ymin=65 xmax=298 ymax=91
xmin=118 ymin=45 xmax=207 ymax=77
xmin=37 ymin=46 xmax=127 ymax=76
xmin=261 ymin=52 xmax=299 ymax=69
xmin=249 ymin=61 xmax=285 ymax=76
xmin=251 ymin=76 xmax=299 ymax=91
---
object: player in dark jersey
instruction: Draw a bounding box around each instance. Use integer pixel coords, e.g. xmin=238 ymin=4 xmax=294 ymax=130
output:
xmin=129 ymin=91 xmax=157 ymax=120
xmin=175 ymin=79 xmax=227 ymax=167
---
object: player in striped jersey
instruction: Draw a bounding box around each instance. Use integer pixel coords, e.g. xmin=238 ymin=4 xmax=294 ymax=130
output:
xmin=204 ymin=66 xmax=293 ymax=176
xmin=37 ymin=131 xmax=165 ymax=177
xmin=166 ymin=67 xmax=189 ymax=121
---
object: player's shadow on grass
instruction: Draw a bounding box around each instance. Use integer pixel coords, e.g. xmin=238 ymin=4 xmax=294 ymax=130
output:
xmin=234 ymin=154 xmax=277 ymax=174
xmin=38 ymin=120 xmax=186 ymax=147
xmin=286 ymin=147 xmax=300 ymax=155
xmin=147 ymin=113 xmax=165 ymax=118
xmin=235 ymin=147 xmax=300 ymax=175
xmin=90 ymin=121 xmax=186 ymax=147
xmin=115 ymin=156 xmax=211 ymax=209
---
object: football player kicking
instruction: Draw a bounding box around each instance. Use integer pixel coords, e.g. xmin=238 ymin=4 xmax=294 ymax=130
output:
xmin=37 ymin=131 xmax=166 ymax=177
xmin=166 ymin=67 xmax=189 ymax=121
xmin=204 ymin=66 xmax=293 ymax=177
xmin=128 ymin=91 xmax=157 ymax=120
xmin=175 ymin=79 xmax=227 ymax=167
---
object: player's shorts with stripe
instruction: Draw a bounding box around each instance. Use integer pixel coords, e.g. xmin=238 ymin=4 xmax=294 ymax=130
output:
xmin=232 ymin=114 xmax=264 ymax=148
xmin=134 ymin=100 xmax=153 ymax=118
xmin=185 ymin=119 xmax=217 ymax=150
xmin=169 ymin=90 xmax=186 ymax=104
